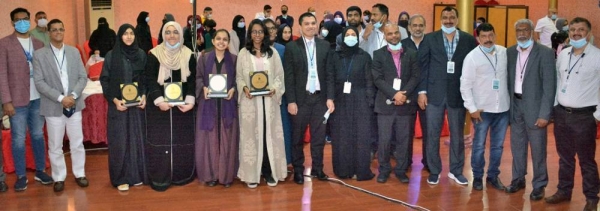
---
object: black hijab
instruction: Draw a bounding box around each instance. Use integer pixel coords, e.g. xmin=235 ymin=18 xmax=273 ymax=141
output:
xmin=276 ymin=24 xmax=292 ymax=45
xmin=340 ymin=27 xmax=359 ymax=57
xmin=115 ymin=24 xmax=140 ymax=61
xmin=232 ymin=15 xmax=246 ymax=50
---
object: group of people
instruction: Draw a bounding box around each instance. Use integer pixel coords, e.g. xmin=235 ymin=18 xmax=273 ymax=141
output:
xmin=0 ymin=3 xmax=598 ymax=210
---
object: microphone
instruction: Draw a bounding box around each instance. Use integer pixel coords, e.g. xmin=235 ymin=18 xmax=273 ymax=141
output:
xmin=386 ymin=99 xmax=411 ymax=105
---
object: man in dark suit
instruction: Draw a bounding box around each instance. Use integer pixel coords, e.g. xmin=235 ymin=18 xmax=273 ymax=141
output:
xmin=417 ymin=6 xmax=476 ymax=185
xmin=505 ymin=19 xmax=556 ymax=201
xmin=372 ymin=24 xmax=420 ymax=183
xmin=401 ymin=14 xmax=428 ymax=172
xmin=0 ymin=7 xmax=53 ymax=192
xmin=275 ymin=5 xmax=294 ymax=28
xmin=284 ymin=12 xmax=334 ymax=184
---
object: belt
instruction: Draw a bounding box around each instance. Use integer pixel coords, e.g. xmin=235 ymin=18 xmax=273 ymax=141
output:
xmin=307 ymin=91 xmax=321 ymax=95
xmin=514 ymin=93 xmax=523 ymax=99
xmin=558 ymin=104 xmax=596 ymax=114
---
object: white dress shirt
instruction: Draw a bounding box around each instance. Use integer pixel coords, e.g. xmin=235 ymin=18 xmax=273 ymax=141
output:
xmin=303 ymin=37 xmax=320 ymax=91
xmin=363 ymin=27 xmax=387 ymax=58
xmin=460 ymin=45 xmax=510 ymax=113
xmin=51 ymin=44 xmax=70 ymax=103
xmin=535 ymin=16 xmax=557 ymax=48
xmin=556 ymin=45 xmax=600 ymax=120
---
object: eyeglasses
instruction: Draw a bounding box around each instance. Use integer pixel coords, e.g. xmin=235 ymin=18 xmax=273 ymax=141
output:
xmin=165 ymin=30 xmax=180 ymax=35
xmin=251 ymin=30 xmax=264 ymax=35
xmin=267 ymin=27 xmax=277 ymax=32
xmin=49 ymin=28 xmax=65 ymax=33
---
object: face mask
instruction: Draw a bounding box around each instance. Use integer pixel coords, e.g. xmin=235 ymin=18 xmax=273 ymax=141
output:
xmin=188 ymin=20 xmax=192 ymax=25
xmin=207 ymin=14 xmax=212 ymax=19
xmin=334 ymin=17 xmax=342 ymax=24
xmin=37 ymin=18 xmax=48 ymax=27
xmin=145 ymin=17 xmax=150 ymax=23
xmin=441 ymin=25 xmax=456 ymax=34
xmin=388 ymin=42 xmax=402 ymax=51
xmin=344 ymin=36 xmax=358 ymax=47
xmin=14 ymin=20 xmax=30 ymax=34
xmin=258 ymin=17 xmax=265 ymax=21
xmin=311 ymin=12 xmax=316 ymax=16
xmin=373 ymin=21 xmax=382 ymax=29
xmin=166 ymin=42 xmax=181 ymax=49
xmin=475 ymin=23 xmax=481 ymax=28
xmin=237 ymin=22 xmax=245 ymax=28
xmin=196 ymin=23 xmax=202 ymax=29
xmin=321 ymin=29 xmax=329 ymax=37
xmin=562 ymin=26 xmax=568 ymax=31
xmin=551 ymin=14 xmax=557 ymax=20
xmin=282 ymin=10 xmax=288 ymax=15
xmin=480 ymin=45 xmax=495 ymax=54
xmin=570 ymin=37 xmax=588 ymax=49
xmin=399 ymin=20 xmax=408 ymax=28
xmin=517 ymin=38 xmax=533 ymax=48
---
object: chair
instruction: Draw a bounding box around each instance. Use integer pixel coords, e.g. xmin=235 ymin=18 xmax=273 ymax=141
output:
xmin=76 ymin=44 xmax=88 ymax=65
xmin=84 ymin=40 xmax=91 ymax=56
xmin=88 ymin=61 xmax=103 ymax=81
xmin=151 ymin=37 xmax=158 ymax=47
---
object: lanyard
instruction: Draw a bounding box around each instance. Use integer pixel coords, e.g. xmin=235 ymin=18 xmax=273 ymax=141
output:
xmin=479 ymin=47 xmax=498 ymax=78
xmin=444 ymin=34 xmax=455 ymax=61
xmin=566 ymin=52 xmax=583 ymax=80
xmin=343 ymin=55 xmax=354 ymax=82
xmin=50 ymin=46 xmax=66 ymax=72
xmin=517 ymin=51 xmax=530 ymax=80
xmin=303 ymin=37 xmax=315 ymax=67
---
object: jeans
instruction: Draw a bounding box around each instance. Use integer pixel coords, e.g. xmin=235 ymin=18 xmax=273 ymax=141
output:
xmin=9 ymin=99 xmax=46 ymax=177
xmin=471 ymin=111 xmax=508 ymax=179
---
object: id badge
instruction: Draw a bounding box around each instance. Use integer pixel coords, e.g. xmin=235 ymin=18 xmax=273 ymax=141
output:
xmin=393 ymin=78 xmax=402 ymax=90
xmin=492 ymin=79 xmax=500 ymax=90
xmin=343 ymin=82 xmax=352 ymax=94
xmin=309 ymin=68 xmax=317 ymax=80
xmin=447 ymin=61 xmax=455 ymax=74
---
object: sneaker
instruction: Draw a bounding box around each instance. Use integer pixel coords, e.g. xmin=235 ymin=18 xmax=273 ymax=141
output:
xmin=427 ymin=174 xmax=440 ymax=185
xmin=117 ymin=184 xmax=129 ymax=191
xmin=448 ymin=173 xmax=468 ymax=185
xmin=0 ymin=181 xmax=8 ymax=192
xmin=14 ymin=176 xmax=28 ymax=192
xmin=246 ymin=183 xmax=258 ymax=189
xmin=34 ymin=171 xmax=54 ymax=185
xmin=265 ymin=175 xmax=278 ymax=187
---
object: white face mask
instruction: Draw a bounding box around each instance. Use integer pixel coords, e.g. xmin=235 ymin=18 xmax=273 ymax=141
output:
xmin=311 ymin=12 xmax=316 ymax=16
xmin=321 ymin=29 xmax=329 ymax=37
xmin=145 ymin=17 xmax=150 ymax=23
xmin=196 ymin=23 xmax=202 ymax=29
xmin=37 ymin=18 xmax=48 ymax=27
xmin=334 ymin=17 xmax=343 ymax=24
xmin=207 ymin=14 xmax=212 ymax=19
xmin=189 ymin=20 xmax=192 ymax=25
xmin=237 ymin=22 xmax=245 ymax=28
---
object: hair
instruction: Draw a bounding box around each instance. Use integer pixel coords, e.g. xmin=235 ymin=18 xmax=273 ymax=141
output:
xmin=372 ymin=3 xmax=389 ymax=17
xmin=514 ymin=19 xmax=534 ymax=30
xmin=281 ymin=5 xmax=288 ymax=9
xmin=204 ymin=19 xmax=217 ymax=28
xmin=569 ymin=17 xmax=592 ymax=30
xmin=204 ymin=7 xmax=212 ymax=12
xmin=363 ymin=10 xmax=371 ymax=16
xmin=245 ymin=19 xmax=273 ymax=58
xmin=299 ymin=12 xmax=316 ymax=25
xmin=476 ymin=23 xmax=494 ymax=35
xmin=346 ymin=6 xmax=362 ymax=17
xmin=10 ymin=7 xmax=30 ymax=21
xmin=441 ymin=6 xmax=459 ymax=18
xmin=409 ymin=14 xmax=425 ymax=26
xmin=213 ymin=29 xmax=230 ymax=42
xmin=264 ymin=5 xmax=272 ymax=10
xmin=47 ymin=19 xmax=63 ymax=29
xmin=477 ymin=17 xmax=486 ymax=23
xmin=399 ymin=11 xmax=410 ymax=20
xmin=263 ymin=18 xmax=276 ymax=27
xmin=35 ymin=11 xmax=45 ymax=18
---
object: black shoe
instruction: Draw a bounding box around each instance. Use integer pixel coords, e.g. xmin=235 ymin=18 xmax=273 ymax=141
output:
xmin=544 ymin=192 xmax=571 ymax=204
xmin=530 ymin=187 xmax=545 ymax=201
xmin=583 ymin=199 xmax=599 ymax=211
xmin=505 ymin=179 xmax=525 ymax=193
xmin=206 ymin=181 xmax=217 ymax=187
xmin=264 ymin=175 xmax=277 ymax=187
xmin=53 ymin=181 xmax=64 ymax=192
xmin=376 ymin=174 xmax=389 ymax=183
xmin=396 ymin=173 xmax=409 ymax=183
xmin=0 ymin=181 xmax=7 ymax=192
xmin=293 ymin=172 xmax=304 ymax=184
xmin=473 ymin=178 xmax=483 ymax=191
xmin=223 ymin=183 xmax=232 ymax=188
xmin=486 ymin=177 xmax=505 ymax=191
xmin=75 ymin=177 xmax=89 ymax=187
xmin=311 ymin=170 xmax=329 ymax=181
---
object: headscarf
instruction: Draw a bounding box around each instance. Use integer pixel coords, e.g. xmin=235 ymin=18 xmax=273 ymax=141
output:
xmin=116 ymin=24 xmax=140 ymax=60
xmin=90 ymin=17 xmax=116 ymax=57
xmin=136 ymin=11 xmax=149 ymax=26
xmin=158 ymin=13 xmax=175 ymax=44
xmin=324 ymin=14 xmax=334 ymax=23
xmin=232 ymin=15 xmax=246 ymax=50
xmin=323 ymin=20 xmax=343 ymax=47
xmin=135 ymin=11 xmax=152 ymax=52
xmin=397 ymin=11 xmax=410 ymax=27
xmin=276 ymin=24 xmax=292 ymax=45
xmin=555 ymin=18 xmax=567 ymax=32
xmin=111 ymin=24 xmax=144 ymax=83
xmin=98 ymin=17 xmax=109 ymax=30
xmin=340 ymin=27 xmax=360 ymax=57
xmin=150 ymin=21 xmax=193 ymax=85
xmin=333 ymin=11 xmax=346 ymax=26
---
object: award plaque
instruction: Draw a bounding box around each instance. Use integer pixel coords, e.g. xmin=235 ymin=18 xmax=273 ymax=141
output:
xmin=164 ymin=82 xmax=185 ymax=105
xmin=249 ymin=71 xmax=270 ymax=96
xmin=207 ymin=74 xmax=228 ymax=98
xmin=120 ymin=82 xmax=141 ymax=107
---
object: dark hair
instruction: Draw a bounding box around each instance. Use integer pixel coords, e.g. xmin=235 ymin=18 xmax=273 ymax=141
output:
xmin=363 ymin=10 xmax=371 ymax=16
xmin=299 ymin=12 xmax=316 ymax=25
xmin=47 ymin=19 xmax=63 ymax=29
xmin=263 ymin=18 xmax=276 ymax=27
xmin=212 ymin=29 xmax=230 ymax=42
xmin=476 ymin=23 xmax=494 ymax=35
xmin=264 ymin=5 xmax=272 ymax=10
xmin=35 ymin=11 xmax=45 ymax=18
xmin=372 ymin=3 xmax=389 ymax=17
xmin=477 ymin=17 xmax=486 ymax=23
xmin=346 ymin=6 xmax=362 ymax=17
xmin=204 ymin=19 xmax=217 ymax=28
xmin=245 ymin=19 xmax=273 ymax=58
xmin=551 ymin=30 xmax=569 ymax=51
xmin=569 ymin=17 xmax=592 ymax=30
xmin=10 ymin=7 xmax=29 ymax=21
xmin=204 ymin=7 xmax=212 ymax=12
xmin=281 ymin=5 xmax=288 ymax=9
xmin=441 ymin=6 xmax=459 ymax=18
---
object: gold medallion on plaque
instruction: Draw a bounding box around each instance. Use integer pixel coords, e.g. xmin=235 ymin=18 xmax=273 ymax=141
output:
xmin=249 ymin=71 xmax=270 ymax=96
xmin=164 ymin=82 xmax=184 ymax=104
xmin=120 ymin=82 xmax=141 ymax=107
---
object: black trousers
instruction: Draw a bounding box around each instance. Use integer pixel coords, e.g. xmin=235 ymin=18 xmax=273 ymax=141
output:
xmin=291 ymin=93 xmax=327 ymax=173
xmin=553 ymin=105 xmax=599 ymax=200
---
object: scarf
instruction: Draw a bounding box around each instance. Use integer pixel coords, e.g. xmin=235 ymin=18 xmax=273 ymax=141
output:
xmin=200 ymin=50 xmax=238 ymax=130
xmin=150 ymin=21 xmax=192 ymax=85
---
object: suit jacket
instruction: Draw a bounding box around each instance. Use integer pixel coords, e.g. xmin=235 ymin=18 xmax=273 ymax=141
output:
xmin=33 ymin=44 xmax=88 ymax=117
xmin=284 ymin=37 xmax=332 ymax=106
xmin=507 ymin=42 xmax=556 ymax=127
xmin=401 ymin=37 xmax=419 ymax=52
xmin=0 ymin=33 xmax=44 ymax=107
xmin=417 ymin=30 xmax=476 ymax=108
xmin=372 ymin=46 xmax=421 ymax=115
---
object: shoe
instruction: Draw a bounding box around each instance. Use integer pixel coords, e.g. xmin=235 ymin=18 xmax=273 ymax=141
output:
xmin=264 ymin=175 xmax=277 ymax=187
xmin=34 ymin=171 xmax=53 ymax=185
xmin=544 ymin=192 xmax=571 ymax=204
xmin=133 ymin=182 xmax=143 ymax=186
xmin=486 ymin=177 xmax=505 ymax=191
xmin=422 ymin=165 xmax=430 ymax=173
xmin=583 ymin=199 xmax=599 ymax=211
xmin=396 ymin=173 xmax=409 ymax=183
xmin=223 ymin=183 xmax=232 ymax=188
xmin=206 ymin=181 xmax=217 ymax=187
xmin=427 ymin=174 xmax=440 ymax=185
xmin=75 ymin=177 xmax=89 ymax=187
xmin=505 ymin=179 xmax=525 ymax=193
xmin=448 ymin=173 xmax=468 ymax=185
xmin=293 ymin=172 xmax=304 ymax=184
xmin=53 ymin=181 xmax=64 ymax=192
xmin=0 ymin=181 xmax=7 ymax=192
xmin=530 ymin=187 xmax=545 ymax=201
xmin=14 ymin=176 xmax=28 ymax=192
xmin=311 ymin=170 xmax=329 ymax=181
xmin=473 ymin=178 xmax=483 ymax=191
xmin=246 ymin=183 xmax=258 ymax=189
xmin=376 ymin=174 xmax=389 ymax=183
xmin=117 ymin=184 xmax=129 ymax=191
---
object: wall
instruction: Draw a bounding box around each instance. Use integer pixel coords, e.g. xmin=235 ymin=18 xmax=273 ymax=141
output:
xmin=0 ymin=0 xmax=598 ymax=46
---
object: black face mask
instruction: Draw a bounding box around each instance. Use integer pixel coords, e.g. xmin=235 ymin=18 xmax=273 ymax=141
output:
xmin=282 ymin=10 xmax=288 ymax=15
xmin=399 ymin=20 xmax=409 ymax=28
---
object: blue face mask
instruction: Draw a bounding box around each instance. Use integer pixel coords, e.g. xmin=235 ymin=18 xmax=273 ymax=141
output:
xmin=480 ymin=45 xmax=495 ymax=54
xmin=166 ymin=42 xmax=181 ymax=49
xmin=517 ymin=39 xmax=533 ymax=48
xmin=344 ymin=36 xmax=358 ymax=47
xmin=569 ymin=37 xmax=588 ymax=49
xmin=562 ymin=26 xmax=568 ymax=31
xmin=551 ymin=14 xmax=557 ymax=20
xmin=14 ymin=20 xmax=30 ymax=34
xmin=373 ymin=21 xmax=382 ymax=29
xmin=388 ymin=42 xmax=402 ymax=51
xmin=441 ymin=25 xmax=456 ymax=34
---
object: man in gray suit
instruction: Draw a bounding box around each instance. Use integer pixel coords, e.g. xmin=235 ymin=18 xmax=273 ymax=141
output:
xmin=33 ymin=19 xmax=89 ymax=192
xmin=505 ymin=19 xmax=556 ymax=201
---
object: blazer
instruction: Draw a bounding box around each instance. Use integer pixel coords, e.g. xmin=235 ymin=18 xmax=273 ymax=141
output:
xmin=0 ymin=33 xmax=44 ymax=107
xmin=33 ymin=44 xmax=88 ymax=117
xmin=372 ymin=46 xmax=421 ymax=115
xmin=507 ymin=42 xmax=556 ymax=127
xmin=284 ymin=37 xmax=332 ymax=106
xmin=417 ymin=30 xmax=476 ymax=108
xmin=401 ymin=37 xmax=419 ymax=52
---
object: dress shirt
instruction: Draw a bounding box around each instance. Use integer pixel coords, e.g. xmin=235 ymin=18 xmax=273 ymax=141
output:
xmin=387 ymin=46 xmax=402 ymax=77
xmin=460 ymin=45 xmax=510 ymax=113
xmin=443 ymin=31 xmax=460 ymax=61
xmin=514 ymin=44 xmax=533 ymax=94
xmin=364 ymin=27 xmax=387 ymax=58
xmin=50 ymin=44 xmax=70 ymax=103
xmin=534 ymin=16 xmax=557 ymax=48
xmin=303 ymin=37 xmax=320 ymax=91
xmin=556 ymin=45 xmax=600 ymax=120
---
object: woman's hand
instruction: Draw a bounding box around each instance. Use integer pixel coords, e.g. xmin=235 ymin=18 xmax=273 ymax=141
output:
xmin=178 ymin=103 xmax=194 ymax=113
xmin=243 ymin=86 xmax=253 ymax=99
xmin=157 ymin=102 xmax=172 ymax=111
xmin=113 ymin=98 xmax=127 ymax=111
xmin=137 ymin=95 xmax=146 ymax=109
xmin=225 ymin=88 xmax=235 ymax=100
xmin=203 ymin=86 xmax=210 ymax=100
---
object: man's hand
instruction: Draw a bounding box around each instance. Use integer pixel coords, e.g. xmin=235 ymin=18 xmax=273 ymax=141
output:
xmin=471 ymin=109 xmax=484 ymax=123
xmin=61 ymin=96 xmax=75 ymax=108
xmin=363 ymin=23 xmax=374 ymax=41
xmin=418 ymin=94 xmax=428 ymax=110
xmin=326 ymin=99 xmax=335 ymax=113
xmin=534 ymin=118 xmax=549 ymax=128
xmin=288 ymin=103 xmax=298 ymax=116
xmin=393 ymin=91 xmax=407 ymax=105
xmin=2 ymin=103 xmax=15 ymax=117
